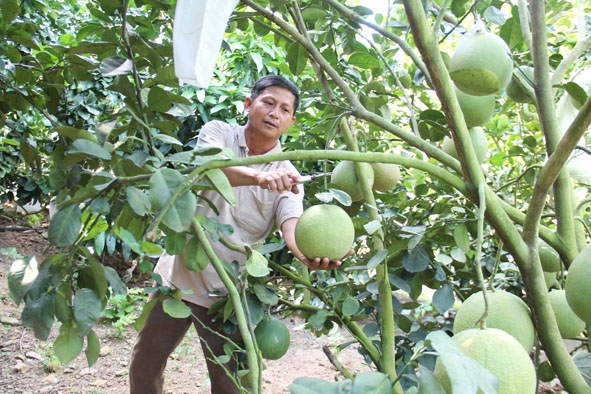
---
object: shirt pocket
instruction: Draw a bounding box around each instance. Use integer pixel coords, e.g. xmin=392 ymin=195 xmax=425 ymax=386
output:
xmin=233 ymin=189 xmax=276 ymax=240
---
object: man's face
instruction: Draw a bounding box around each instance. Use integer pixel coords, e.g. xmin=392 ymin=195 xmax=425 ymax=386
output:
xmin=245 ymin=86 xmax=296 ymax=139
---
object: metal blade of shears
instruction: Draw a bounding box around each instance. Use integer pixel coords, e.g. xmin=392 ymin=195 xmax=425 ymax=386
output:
xmin=297 ymin=172 xmax=332 ymax=183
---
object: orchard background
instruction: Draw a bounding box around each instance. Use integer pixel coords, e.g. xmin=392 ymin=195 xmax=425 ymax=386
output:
xmin=1 ymin=0 xmax=591 ymax=393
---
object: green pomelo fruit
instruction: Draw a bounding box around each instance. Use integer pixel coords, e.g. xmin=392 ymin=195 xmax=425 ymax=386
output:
xmin=450 ymin=30 xmax=513 ymax=96
xmin=565 ymin=244 xmax=591 ymax=326
xmin=434 ymin=328 xmax=537 ymax=394
xmin=254 ymin=317 xmax=290 ymax=360
xmin=294 ymin=204 xmax=355 ymax=261
xmin=456 ymin=87 xmax=496 ymax=128
xmin=441 ymin=127 xmax=488 ymax=163
xmin=453 ymin=290 xmax=535 ymax=352
xmin=548 ymin=289 xmax=586 ymax=339
xmin=371 ymin=162 xmax=401 ymax=192
xmin=543 ymin=271 xmax=559 ymax=290
xmin=539 ymin=239 xmax=561 ymax=273
xmin=330 ymin=161 xmax=374 ymax=202
xmin=506 ymin=66 xmax=534 ymax=103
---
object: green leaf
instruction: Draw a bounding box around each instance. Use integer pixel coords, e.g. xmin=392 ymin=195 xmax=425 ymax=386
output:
xmin=574 ymin=351 xmax=591 ymax=386
xmin=329 ymin=188 xmax=352 ymax=206
xmin=154 ymin=133 xmax=182 ymax=146
xmin=363 ymin=219 xmax=382 ymax=235
xmin=149 ymin=168 xmax=196 ymax=232
xmin=162 ymin=298 xmax=191 ymax=318
xmin=342 ymin=296 xmax=359 ymax=317
xmin=99 ymin=56 xmax=133 ymax=77
xmin=351 ymin=371 xmax=393 ymax=394
xmin=246 ymin=248 xmax=271 ymax=277
xmin=148 ymin=86 xmax=172 ymax=113
xmin=127 ymin=186 xmax=151 ymax=216
xmin=348 ymin=52 xmax=381 ymax=69
xmin=418 ymin=364 xmax=445 ymax=394
xmin=453 ymin=223 xmax=471 ymax=253
xmin=48 ymin=204 xmax=82 ymax=247
xmin=403 ymin=246 xmax=430 ymax=273
xmin=164 ymin=230 xmax=187 ymax=255
xmin=205 ymin=168 xmax=236 ymax=206
xmin=119 ymin=227 xmax=141 ymax=254
xmin=286 ymin=42 xmax=308 ymax=76
xmin=85 ymin=329 xmax=101 ymax=367
xmin=73 ymin=288 xmax=102 ymax=337
xmin=432 ymin=283 xmax=454 ymax=314
xmin=77 ymin=258 xmax=109 ymax=306
xmin=22 ymin=291 xmax=55 ymax=340
xmin=289 ymin=377 xmax=342 ymax=394
xmin=54 ymin=320 xmax=84 ymax=365
xmin=103 ymin=266 xmax=127 ymax=295
xmin=564 ymin=81 xmax=588 ymax=109
xmin=253 ymin=283 xmax=279 ymax=306
xmin=69 ymin=139 xmax=112 ymax=160
xmin=8 ymin=255 xmax=39 ymax=305
xmin=367 ymin=249 xmax=388 ymax=269
xmin=140 ymin=240 xmax=164 ymax=257
xmin=184 ymin=237 xmax=210 ymax=272
xmin=0 ymin=0 xmax=21 ymax=23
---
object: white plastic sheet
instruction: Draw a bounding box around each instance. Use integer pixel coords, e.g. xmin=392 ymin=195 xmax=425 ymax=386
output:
xmin=173 ymin=0 xmax=239 ymax=87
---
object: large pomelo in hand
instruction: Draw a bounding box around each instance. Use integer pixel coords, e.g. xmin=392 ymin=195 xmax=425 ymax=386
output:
xmin=371 ymin=162 xmax=400 ymax=192
xmin=455 ymin=87 xmax=496 ymax=128
xmin=330 ymin=161 xmax=374 ymax=202
xmin=450 ymin=29 xmax=513 ymax=96
xmin=295 ymin=204 xmax=354 ymax=261
xmin=453 ymin=290 xmax=535 ymax=352
xmin=434 ymin=328 xmax=537 ymax=394
xmin=254 ymin=317 xmax=290 ymax=360
xmin=565 ymin=244 xmax=591 ymax=326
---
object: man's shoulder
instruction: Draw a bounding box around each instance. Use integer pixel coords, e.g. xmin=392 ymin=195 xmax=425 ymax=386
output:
xmin=203 ymin=120 xmax=242 ymax=133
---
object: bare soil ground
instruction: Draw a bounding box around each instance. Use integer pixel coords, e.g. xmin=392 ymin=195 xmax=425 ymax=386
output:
xmin=0 ymin=206 xmax=368 ymax=394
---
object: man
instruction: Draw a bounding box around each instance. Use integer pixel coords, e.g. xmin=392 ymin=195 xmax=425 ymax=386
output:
xmin=129 ymin=75 xmax=348 ymax=394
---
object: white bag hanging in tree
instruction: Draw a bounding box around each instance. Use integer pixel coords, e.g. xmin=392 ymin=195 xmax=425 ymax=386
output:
xmin=173 ymin=0 xmax=239 ymax=87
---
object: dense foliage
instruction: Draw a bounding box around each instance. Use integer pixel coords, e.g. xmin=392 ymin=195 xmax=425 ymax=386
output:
xmin=3 ymin=0 xmax=591 ymax=393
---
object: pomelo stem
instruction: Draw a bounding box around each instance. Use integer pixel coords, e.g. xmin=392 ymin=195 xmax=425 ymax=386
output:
xmin=193 ymin=219 xmax=260 ymax=394
xmin=474 ymin=183 xmax=489 ymax=329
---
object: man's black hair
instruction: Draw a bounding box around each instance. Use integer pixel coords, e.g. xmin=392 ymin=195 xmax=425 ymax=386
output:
xmin=251 ymin=75 xmax=300 ymax=114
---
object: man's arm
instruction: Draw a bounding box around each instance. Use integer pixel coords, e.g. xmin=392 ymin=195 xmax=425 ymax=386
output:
xmin=281 ymin=217 xmax=351 ymax=270
xmin=222 ymin=167 xmax=301 ymax=194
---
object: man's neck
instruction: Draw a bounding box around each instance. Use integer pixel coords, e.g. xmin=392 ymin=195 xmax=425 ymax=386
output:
xmin=245 ymin=129 xmax=277 ymax=156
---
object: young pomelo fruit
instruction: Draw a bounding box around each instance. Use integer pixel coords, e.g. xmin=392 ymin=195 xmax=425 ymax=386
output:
xmin=441 ymin=127 xmax=488 ymax=163
xmin=455 ymin=87 xmax=496 ymax=128
xmin=294 ymin=204 xmax=354 ymax=261
xmin=330 ymin=161 xmax=374 ymax=202
xmin=370 ymin=162 xmax=400 ymax=192
xmin=254 ymin=317 xmax=290 ymax=360
xmin=506 ymin=66 xmax=535 ymax=103
xmin=539 ymin=239 xmax=561 ymax=273
xmin=434 ymin=328 xmax=537 ymax=394
xmin=450 ymin=29 xmax=513 ymax=96
xmin=565 ymin=244 xmax=591 ymax=326
xmin=548 ymin=289 xmax=586 ymax=339
xmin=453 ymin=290 xmax=535 ymax=352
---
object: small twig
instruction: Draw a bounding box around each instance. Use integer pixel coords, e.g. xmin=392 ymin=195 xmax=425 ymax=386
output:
xmin=0 ymin=226 xmax=46 ymax=232
xmin=321 ymin=345 xmax=354 ymax=380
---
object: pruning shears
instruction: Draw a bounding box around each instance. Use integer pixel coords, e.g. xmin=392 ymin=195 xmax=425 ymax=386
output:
xmin=293 ymin=172 xmax=332 ymax=184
